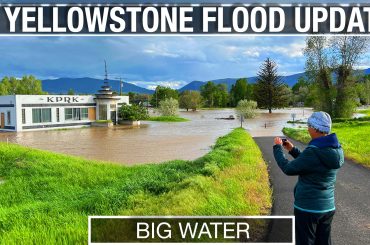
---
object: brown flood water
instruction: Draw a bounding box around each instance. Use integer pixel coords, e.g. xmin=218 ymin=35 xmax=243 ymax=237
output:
xmin=0 ymin=108 xmax=312 ymax=165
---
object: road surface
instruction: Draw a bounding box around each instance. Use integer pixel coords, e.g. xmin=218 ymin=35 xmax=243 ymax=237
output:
xmin=253 ymin=136 xmax=370 ymax=245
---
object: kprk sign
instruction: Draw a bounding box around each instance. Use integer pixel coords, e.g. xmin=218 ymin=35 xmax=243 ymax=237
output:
xmin=46 ymin=96 xmax=80 ymax=103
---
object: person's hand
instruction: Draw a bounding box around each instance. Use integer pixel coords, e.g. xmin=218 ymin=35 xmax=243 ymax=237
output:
xmin=274 ymin=137 xmax=283 ymax=145
xmin=283 ymin=140 xmax=294 ymax=152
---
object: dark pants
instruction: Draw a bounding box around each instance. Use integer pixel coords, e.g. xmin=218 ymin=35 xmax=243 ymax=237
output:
xmin=294 ymin=208 xmax=335 ymax=245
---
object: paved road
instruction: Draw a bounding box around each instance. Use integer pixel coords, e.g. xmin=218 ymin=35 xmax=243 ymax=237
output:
xmin=253 ymin=136 xmax=370 ymax=245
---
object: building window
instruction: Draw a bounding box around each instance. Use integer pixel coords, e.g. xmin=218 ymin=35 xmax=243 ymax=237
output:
xmin=32 ymin=108 xmax=51 ymax=123
xmin=7 ymin=111 xmax=11 ymax=125
xmin=65 ymin=108 xmax=89 ymax=121
xmin=22 ymin=109 xmax=26 ymax=124
xmin=99 ymin=105 xmax=107 ymax=120
xmin=81 ymin=108 xmax=88 ymax=119
xmin=56 ymin=108 xmax=60 ymax=122
xmin=65 ymin=108 xmax=73 ymax=120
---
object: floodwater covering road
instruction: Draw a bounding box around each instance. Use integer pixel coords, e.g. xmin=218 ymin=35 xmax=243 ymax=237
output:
xmin=0 ymin=108 xmax=311 ymax=165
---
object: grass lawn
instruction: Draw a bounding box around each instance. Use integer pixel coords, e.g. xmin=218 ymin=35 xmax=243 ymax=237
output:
xmin=146 ymin=115 xmax=189 ymax=122
xmin=0 ymin=128 xmax=271 ymax=244
xmin=357 ymin=108 xmax=370 ymax=116
xmin=283 ymin=121 xmax=370 ymax=167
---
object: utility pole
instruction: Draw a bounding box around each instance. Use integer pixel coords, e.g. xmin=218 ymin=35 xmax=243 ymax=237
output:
xmin=115 ymin=77 xmax=125 ymax=96
xmin=119 ymin=77 xmax=123 ymax=96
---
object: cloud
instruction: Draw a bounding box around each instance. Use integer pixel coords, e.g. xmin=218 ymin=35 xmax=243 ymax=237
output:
xmin=0 ymin=36 xmax=366 ymax=89
xmin=128 ymin=80 xmax=187 ymax=89
xmin=243 ymin=50 xmax=260 ymax=57
xmin=143 ymin=44 xmax=180 ymax=58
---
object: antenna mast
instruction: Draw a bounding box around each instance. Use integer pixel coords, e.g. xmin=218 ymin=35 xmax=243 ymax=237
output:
xmin=104 ymin=60 xmax=108 ymax=82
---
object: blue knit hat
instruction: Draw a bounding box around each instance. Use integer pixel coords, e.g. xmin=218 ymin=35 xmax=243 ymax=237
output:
xmin=307 ymin=111 xmax=332 ymax=134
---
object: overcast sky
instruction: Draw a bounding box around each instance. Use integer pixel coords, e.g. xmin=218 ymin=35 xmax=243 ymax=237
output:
xmin=2 ymin=0 xmax=370 ymax=89
xmin=1 ymin=36 xmax=369 ymax=89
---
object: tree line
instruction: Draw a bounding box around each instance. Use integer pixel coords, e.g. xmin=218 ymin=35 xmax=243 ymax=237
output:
xmin=131 ymin=57 xmax=292 ymax=113
xmin=0 ymin=76 xmax=45 ymax=95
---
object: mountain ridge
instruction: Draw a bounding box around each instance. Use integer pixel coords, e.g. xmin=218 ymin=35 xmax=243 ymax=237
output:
xmin=42 ymin=68 xmax=370 ymax=94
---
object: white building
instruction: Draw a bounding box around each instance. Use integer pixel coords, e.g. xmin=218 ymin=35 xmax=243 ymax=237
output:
xmin=0 ymin=82 xmax=129 ymax=132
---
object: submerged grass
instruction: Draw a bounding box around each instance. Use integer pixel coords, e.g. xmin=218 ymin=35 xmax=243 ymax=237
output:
xmin=283 ymin=121 xmax=370 ymax=167
xmin=146 ymin=116 xmax=189 ymax=122
xmin=0 ymin=128 xmax=271 ymax=244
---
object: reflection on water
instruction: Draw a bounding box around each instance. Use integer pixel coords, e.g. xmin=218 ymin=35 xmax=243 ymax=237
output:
xmin=0 ymin=108 xmax=312 ymax=165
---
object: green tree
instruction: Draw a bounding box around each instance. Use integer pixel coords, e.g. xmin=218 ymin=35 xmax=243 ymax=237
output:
xmin=158 ymin=98 xmax=179 ymax=116
xmin=200 ymin=81 xmax=217 ymax=107
xmin=128 ymin=92 xmax=151 ymax=105
xmin=304 ymin=36 xmax=368 ymax=118
xmin=254 ymin=58 xmax=289 ymax=113
xmin=150 ymin=86 xmax=178 ymax=108
xmin=67 ymin=89 xmax=75 ymax=95
xmin=357 ymin=75 xmax=370 ymax=105
xmin=304 ymin=36 xmax=335 ymax=115
xmin=0 ymin=75 xmax=44 ymax=95
xmin=230 ymin=78 xmax=248 ymax=107
xmin=200 ymin=82 xmax=228 ymax=108
xmin=179 ymin=90 xmax=203 ymax=111
xmin=331 ymin=36 xmax=368 ymax=118
xmin=213 ymin=84 xmax=229 ymax=107
xmin=119 ymin=103 xmax=148 ymax=121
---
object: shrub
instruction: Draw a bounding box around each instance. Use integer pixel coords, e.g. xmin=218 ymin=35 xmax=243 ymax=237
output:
xmin=235 ymin=100 xmax=258 ymax=119
xmin=158 ymin=98 xmax=179 ymax=116
xmin=119 ymin=103 xmax=149 ymax=121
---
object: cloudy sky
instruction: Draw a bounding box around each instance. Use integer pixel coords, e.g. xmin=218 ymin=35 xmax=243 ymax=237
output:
xmin=1 ymin=36 xmax=369 ymax=89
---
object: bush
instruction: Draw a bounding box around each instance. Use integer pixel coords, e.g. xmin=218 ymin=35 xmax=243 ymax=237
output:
xmin=158 ymin=98 xmax=179 ymax=116
xmin=119 ymin=103 xmax=148 ymax=121
xmin=235 ymin=100 xmax=257 ymax=119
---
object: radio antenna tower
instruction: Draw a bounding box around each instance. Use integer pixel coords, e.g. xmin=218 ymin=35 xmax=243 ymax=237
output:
xmin=104 ymin=60 xmax=108 ymax=82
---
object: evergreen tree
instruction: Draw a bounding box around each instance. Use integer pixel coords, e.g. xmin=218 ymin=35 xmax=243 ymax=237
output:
xmin=254 ymin=58 xmax=288 ymax=113
xmin=67 ymin=89 xmax=75 ymax=95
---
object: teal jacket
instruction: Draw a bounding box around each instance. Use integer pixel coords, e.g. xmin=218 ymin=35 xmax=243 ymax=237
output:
xmin=273 ymin=134 xmax=344 ymax=213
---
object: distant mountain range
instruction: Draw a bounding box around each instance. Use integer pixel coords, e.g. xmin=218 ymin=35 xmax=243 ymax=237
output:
xmin=42 ymin=77 xmax=153 ymax=94
xmin=178 ymin=72 xmax=306 ymax=92
xmin=179 ymin=68 xmax=370 ymax=92
xmin=42 ymin=68 xmax=370 ymax=95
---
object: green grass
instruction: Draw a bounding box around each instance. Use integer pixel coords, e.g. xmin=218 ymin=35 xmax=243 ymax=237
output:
xmin=0 ymin=128 xmax=271 ymax=244
xmin=357 ymin=108 xmax=370 ymax=116
xmin=146 ymin=116 xmax=189 ymax=122
xmin=200 ymin=107 xmax=233 ymax=110
xmin=95 ymin=120 xmax=112 ymax=123
xmin=283 ymin=121 xmax=370 ymax=167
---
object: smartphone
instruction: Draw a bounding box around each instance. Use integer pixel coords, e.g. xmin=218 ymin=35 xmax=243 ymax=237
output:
xmin=281 ymin=138 xmax=288 ymax=146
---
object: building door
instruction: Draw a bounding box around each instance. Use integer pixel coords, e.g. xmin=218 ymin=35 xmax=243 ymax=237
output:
xmin=88 ymin=108 xmax=96 ymax=120
xmin=110 ymin=111 xmax=117 ymax=125
xmin=0 ymin=113 xmax=4 ymax=128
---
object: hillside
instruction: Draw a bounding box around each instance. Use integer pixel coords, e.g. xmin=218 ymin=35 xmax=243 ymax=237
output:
xmin=179 ymin=69 xmax=370 ymax=92
xmin=42 ymin=68 xmax=370 ymax=94
xmin=178 ymin=72 xmax=306 ymax=92
xmin=42 ymin=77 xmax=153 ymax=94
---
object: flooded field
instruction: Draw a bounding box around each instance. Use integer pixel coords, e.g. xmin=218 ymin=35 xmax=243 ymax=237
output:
xmin=0 ymin=108 xmax=311 ymax=165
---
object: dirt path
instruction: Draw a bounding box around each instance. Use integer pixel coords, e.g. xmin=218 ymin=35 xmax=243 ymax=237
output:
xmin=253 ymin=136 xmax=370 ymax=245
